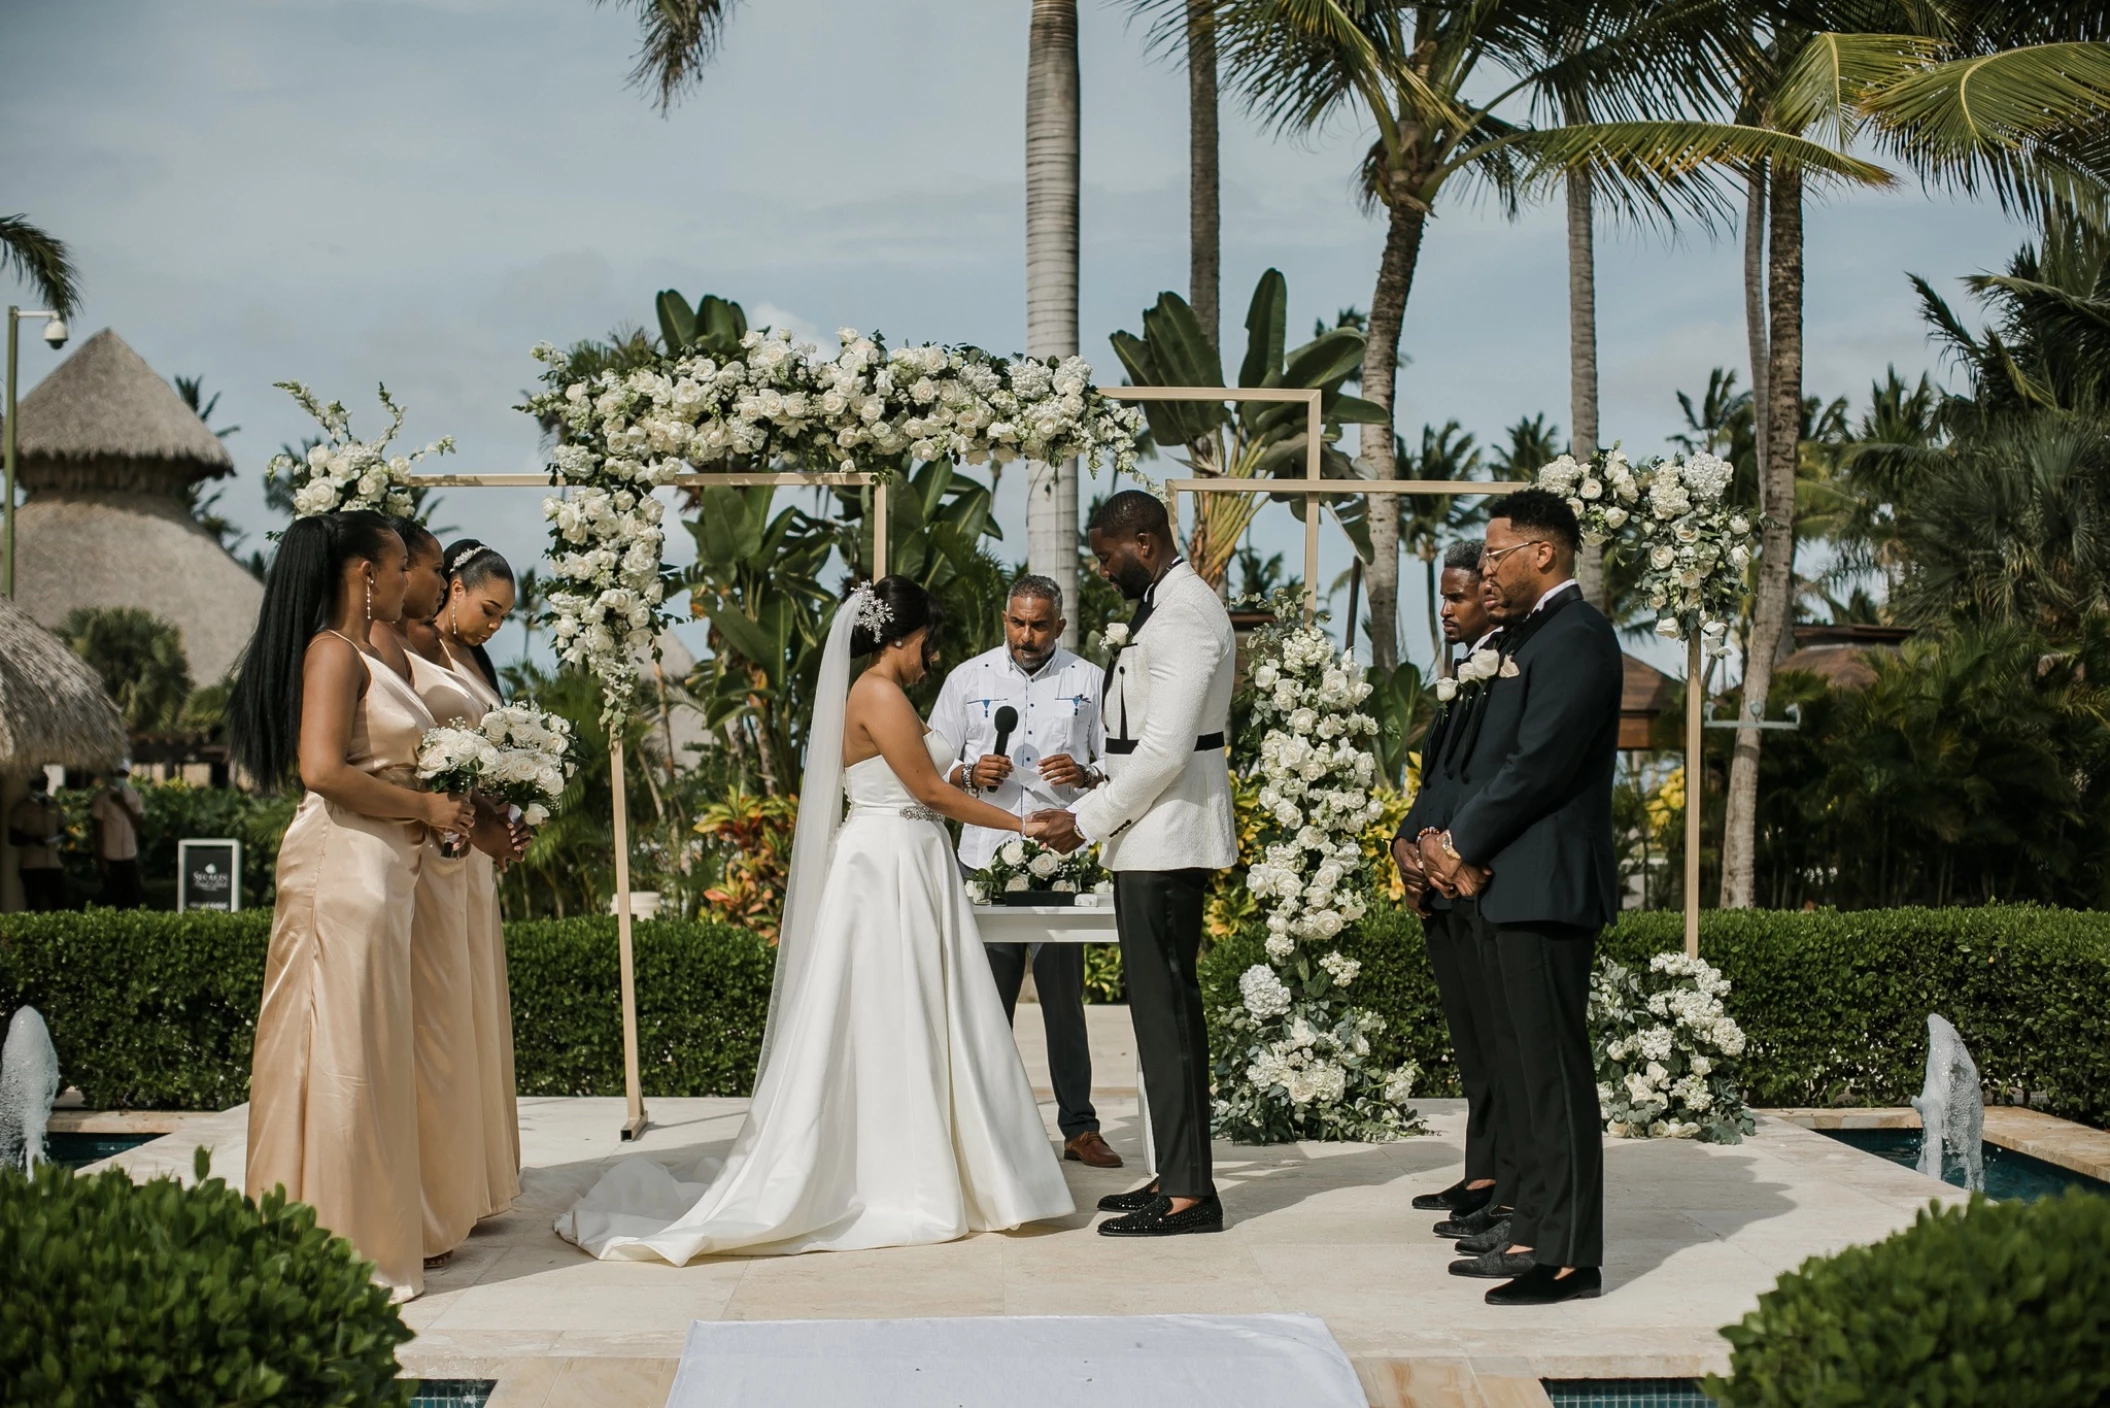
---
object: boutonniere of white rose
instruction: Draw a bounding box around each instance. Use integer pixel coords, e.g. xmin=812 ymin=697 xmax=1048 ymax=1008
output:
xmin=1103 ymin=622 xmax=1130 ymax=649
xmin=1456 ymin=647 xmax=1503 ymax=684
xmin=1434 ymin=677 xmax=1458 ymax=702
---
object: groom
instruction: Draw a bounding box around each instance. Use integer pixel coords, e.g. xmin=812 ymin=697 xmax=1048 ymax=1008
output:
xmin=1032 ymin=490 xmax=1237 ymax=1237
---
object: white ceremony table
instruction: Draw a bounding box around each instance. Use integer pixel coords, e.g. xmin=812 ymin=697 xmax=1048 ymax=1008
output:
xmin=971 ymin=900 xmax=1153 ymax=1176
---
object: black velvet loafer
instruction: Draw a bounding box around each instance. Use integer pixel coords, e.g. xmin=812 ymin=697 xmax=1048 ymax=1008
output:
xmin=1433 ymin=1203 xmax=1510 ymax=1239
xmin=1449 ymin=1248 xmax=1537 ymax=1279
xmin=1098 ymin=1194 xmax=1225 ymax=1237
xmin=1485 ymin=1264 xmax=1602 ymax=1306
xmin=1096 ymin=1181 xmax=1162 ymax=1213
xmin=1412 ymin=1179 xmax=1491 ymax=1213
xmin=1454 ymin=1218 xmax=1514 ymax=1256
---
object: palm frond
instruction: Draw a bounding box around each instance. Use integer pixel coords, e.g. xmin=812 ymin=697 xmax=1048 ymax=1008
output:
xmin=1771 ymin=31 xmax=1945 ymax=145
xmin=596 ymin=0 xmax=741 ymax=112
xmin=0 ymin=214 xmax=78 ymax=319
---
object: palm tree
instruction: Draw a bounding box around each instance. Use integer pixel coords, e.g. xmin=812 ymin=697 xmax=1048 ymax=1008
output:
xmin=1026 ymin=0 xmax=1084 ymax=645
xmin=0 ymin=214 xmax=77 ymax=318
xmin=592 ymin=0 xmax=740 ymax=111
xmin=1213 ymin=0 xmax=1888 ymax=674
xmin=1717 ymin=16 xmax=2110 ymax=907
xmin=1123 ymin=1 xmax=1222 ymax=345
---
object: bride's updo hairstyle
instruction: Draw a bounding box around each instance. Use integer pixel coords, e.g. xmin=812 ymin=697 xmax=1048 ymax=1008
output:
xmin=848 ymin=575 xmax=944 ymax=670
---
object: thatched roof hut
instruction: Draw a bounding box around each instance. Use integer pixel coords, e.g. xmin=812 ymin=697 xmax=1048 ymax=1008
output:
xmin=5 ymin=330 xmax=261 ymax=682
xmin=0 ymin=594 xmax=127 ymax=772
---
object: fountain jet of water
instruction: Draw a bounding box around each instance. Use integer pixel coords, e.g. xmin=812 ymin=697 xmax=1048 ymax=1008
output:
xmin=1908 ymin=1013 xmax=1985 ymax=1194
xmin=0 ymin=1007 xmax=61 ymax=1173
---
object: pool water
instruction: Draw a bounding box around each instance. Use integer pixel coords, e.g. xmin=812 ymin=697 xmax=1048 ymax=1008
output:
xmin=409 ymin=1382 xmax=494 ymax=1407
xmin=1543 ymin=1380 xmax=1709 ymax=1407
xmin=47 ymin=1130 xmax=158 ymax=1169
xmin=1817 ymin=1127 xmax=2109 ymax=1201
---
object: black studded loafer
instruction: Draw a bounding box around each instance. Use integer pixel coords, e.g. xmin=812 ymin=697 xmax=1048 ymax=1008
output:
xmin=1454 ymin=1218 xmax=1514 ymax=1256
xmin=1449 ymin=1247 xmax=1538 ymax=1279
xmin=1433 ymin=1202 xmax=1510 ymax=1239
xmin=1096 ymin=1181 xmax=1162 ymax=1213
xmin=1412 ymin=1179 xmax=1493 ymax=1213
xmin=1098 ymin=1193 xmax=1225 ymax=1237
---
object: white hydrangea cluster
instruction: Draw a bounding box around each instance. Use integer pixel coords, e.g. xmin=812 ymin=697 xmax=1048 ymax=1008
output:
xmin=1244 ymin=625 xmax=1384 ymax=964
xmin=1541 ymin=447 xmax=1756 ymax=657
xmin=1590 ymin=951 xmax=1755 ymax=1143
xmin=522 ymin=332 xmax=1143 ymax=715
xmin=476 ymin=703 xmax=576 ymax=827
xmin=267 ymin=381 xmax=453 ymax=520
xmin=1210 ymin=600 xmax=1420 ymax=1146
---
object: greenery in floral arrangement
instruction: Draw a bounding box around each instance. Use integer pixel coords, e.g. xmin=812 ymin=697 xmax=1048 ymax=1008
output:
xmin=0 ymin=1150 xmax=414 ymax=1406
xmin=966 ymin=837 xmax=1109 ymax=905
xmin=1590 ymin=952 xmax=1755 ymax=1144
xmin=264 ymin=380 xmax=453 ymax=522
xmin=1707 ymin=1190 xmax=2110 ymax=1408
xmin=1211 ymin=594 xmax=1423 ymax=1143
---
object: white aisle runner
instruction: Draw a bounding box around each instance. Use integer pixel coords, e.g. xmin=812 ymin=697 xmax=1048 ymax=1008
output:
xmin=664 ymin=1313 xmax=1368 ymax=1408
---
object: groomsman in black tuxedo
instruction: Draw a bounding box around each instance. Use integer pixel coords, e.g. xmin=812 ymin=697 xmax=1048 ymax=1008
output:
xmin=1394 ymin=541 xmax=1515 ymax=1233
xmin=1422 ymin=489 xmax=1622 ymax=1307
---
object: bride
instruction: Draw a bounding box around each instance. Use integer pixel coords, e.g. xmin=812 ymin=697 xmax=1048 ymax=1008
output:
xmin=557 ymin=577 xmax=1076 ymax=1260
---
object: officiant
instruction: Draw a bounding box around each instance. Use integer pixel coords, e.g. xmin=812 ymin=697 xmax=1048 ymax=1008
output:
xmin=930 ymin=575 xmax=1123 ymax=1171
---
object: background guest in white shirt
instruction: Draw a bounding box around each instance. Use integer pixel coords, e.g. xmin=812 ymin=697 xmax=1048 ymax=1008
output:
xmin=929 ymin=575 xmax=1122 ymax=1169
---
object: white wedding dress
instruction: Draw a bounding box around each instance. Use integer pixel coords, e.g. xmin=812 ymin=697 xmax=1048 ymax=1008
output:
xmin=557 ymin=599 xmax=1074 ymax=1263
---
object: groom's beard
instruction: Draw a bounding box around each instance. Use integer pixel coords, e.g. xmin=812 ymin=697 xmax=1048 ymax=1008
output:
xmin=1112 ymin=560 xmax=1155 ymax=600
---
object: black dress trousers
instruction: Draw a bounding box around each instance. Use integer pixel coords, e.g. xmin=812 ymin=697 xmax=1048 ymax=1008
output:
xmin=1494 ymin=920 xmax=1604 ymax=1270
xmin=986 ymin=941 xmax=1099 ymax=1139
xmin=1465 ymin=900 xmax=1533 ymax=1216
xmin=1423 ymin=906 xmax=1498 ymax=1186
xmin=1113 ymin=868 xmax=1215 ymax=1199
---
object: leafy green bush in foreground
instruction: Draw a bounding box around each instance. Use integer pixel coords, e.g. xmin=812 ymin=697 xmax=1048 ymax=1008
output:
xmin=1707 ymin=1189 xmax=2110 ymax=1407
xmin=0 ymin=1149 xmax=413 ymax=1406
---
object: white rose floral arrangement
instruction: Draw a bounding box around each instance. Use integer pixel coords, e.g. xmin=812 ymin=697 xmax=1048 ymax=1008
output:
xmin=415 ymin=723 xmax=498 ymax=856
xmin=473 ymin=702 xmax=577 ymax=828
xmin=1589 ymin=951 xmax=1755 ymax=1143
xmin=1213 ymin=597 xmax=1423 ymax=1144
xmin=522 ymin=330 xmax=1143 ymax=719
xmin=966 ymin=836 xmax=1110 ymax=906
xmin=1537 ymin=447 xmax=1757 ymax=656
xmin=267 ymin=381 xmax=454 ymax=520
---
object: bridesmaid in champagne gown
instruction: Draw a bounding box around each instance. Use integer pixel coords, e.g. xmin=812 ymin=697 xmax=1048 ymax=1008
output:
xmin=432 ymin=538 xmax=527 ymax=1214
xmin=227 ymin=512 xmax=475 ymax=1302
xmin=373 ymin=519 xmax=489 ymax=1265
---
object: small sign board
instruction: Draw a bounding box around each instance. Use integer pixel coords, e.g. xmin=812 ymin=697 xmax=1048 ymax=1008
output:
xmin=177 ymin=839 xmax=241 ymax=913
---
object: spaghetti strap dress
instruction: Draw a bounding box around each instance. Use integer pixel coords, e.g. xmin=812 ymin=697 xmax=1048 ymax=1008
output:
xmin=246 ymin=639 xmax=439 ymax=1301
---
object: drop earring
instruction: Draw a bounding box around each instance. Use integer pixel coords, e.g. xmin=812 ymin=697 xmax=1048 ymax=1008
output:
xmin=364 ymin=576 xmax=373 ymax=620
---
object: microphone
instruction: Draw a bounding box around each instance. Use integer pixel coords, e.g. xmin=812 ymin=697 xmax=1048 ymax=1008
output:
xmin=992 ymin=705 xmax=1019 ymax=760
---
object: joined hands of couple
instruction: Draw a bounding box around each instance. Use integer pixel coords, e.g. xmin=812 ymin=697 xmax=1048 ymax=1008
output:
xmin=1391 ymin=831 xmax=1491 ymax=910
xmin=1022 ymin=809 xmax=1086 ymax=853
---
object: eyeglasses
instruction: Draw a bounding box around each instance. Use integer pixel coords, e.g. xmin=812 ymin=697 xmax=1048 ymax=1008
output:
xmin=1480 ymin=539 xmax=1548 ymax=571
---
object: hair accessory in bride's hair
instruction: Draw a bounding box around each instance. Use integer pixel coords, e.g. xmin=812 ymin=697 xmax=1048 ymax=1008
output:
xmin=847 ymin=582 xmax=894 ymax=634
xmin=447 ymin=544 xmax=489 ymax=576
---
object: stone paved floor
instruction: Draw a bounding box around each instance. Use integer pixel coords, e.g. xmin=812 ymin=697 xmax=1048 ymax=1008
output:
xmin=97 ymin=1005 xmax=1968 ymax=1407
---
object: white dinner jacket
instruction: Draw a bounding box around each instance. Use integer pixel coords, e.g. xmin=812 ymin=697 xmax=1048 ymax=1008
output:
xmin=1072 ymin=560 xmax=1238 ymax=872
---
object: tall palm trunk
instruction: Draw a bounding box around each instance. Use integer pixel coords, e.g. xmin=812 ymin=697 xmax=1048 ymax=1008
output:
xmin=1566 ymin=167 xmax=1605 ymax=608
xmin=1743 ymin=164 xmax=1769 ymax=477
xmin=1188 ymin=0 xmax=1219 ymax=349
xmin=1026 ymin=0 xmax=1081 ymax=645
xmin=1360 ymin=182 xmax=1428 ymax=673
xmin=1721 ymin=161 xmax=1801 ymax=909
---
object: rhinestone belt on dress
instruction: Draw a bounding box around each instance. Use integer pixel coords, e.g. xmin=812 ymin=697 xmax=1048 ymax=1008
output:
xmin=850 ymin=803 xmax=943 ymax=823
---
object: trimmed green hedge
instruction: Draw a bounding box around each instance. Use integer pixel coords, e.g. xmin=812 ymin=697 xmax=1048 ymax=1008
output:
xmin=8 ymin=904 xmax=2110 ymax=1123
xmin=0 ymin=911 xmax=774 ymax=1110
xmin=1201 ymin=903 xmax=2110 ymax=1127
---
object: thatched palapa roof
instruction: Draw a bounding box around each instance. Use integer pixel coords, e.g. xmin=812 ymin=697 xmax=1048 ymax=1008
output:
xmin=7 ymin=329 xmax=262 ymax=682
xmin=0 ymin=595 xmax=127 ymax=772
xmin=8 ymin=329 xmax=233 ymax=495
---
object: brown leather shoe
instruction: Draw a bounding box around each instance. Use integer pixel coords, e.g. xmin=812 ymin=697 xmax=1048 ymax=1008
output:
xmin=1063 ymin=1131 xmax=1124 ymax=1168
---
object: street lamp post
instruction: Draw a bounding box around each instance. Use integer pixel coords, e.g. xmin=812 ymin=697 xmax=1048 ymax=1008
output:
xmin=3 ymin=307 xmax=68 ymax=599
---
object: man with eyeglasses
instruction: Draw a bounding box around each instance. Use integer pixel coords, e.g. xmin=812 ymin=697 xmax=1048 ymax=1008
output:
xmin=1418 ymin=488 xmax=1623 ymax=1308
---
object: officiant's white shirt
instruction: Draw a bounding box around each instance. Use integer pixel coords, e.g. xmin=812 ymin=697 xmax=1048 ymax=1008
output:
xmin=929 ymin=644 xmax=1104 ymax=870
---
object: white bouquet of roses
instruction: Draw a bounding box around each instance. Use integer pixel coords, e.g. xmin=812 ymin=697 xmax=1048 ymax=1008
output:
xmin=966 ymin=836 xmax=1109 ymax=906
xmin=416 ymin=722 xmax=498 ymax=856
xmin=473 ymin=703 xmax=575 ymax=827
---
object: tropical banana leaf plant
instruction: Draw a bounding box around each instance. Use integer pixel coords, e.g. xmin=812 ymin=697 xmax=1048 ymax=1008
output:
xmin=1110 ymin=268 xmax=1387 ymax=588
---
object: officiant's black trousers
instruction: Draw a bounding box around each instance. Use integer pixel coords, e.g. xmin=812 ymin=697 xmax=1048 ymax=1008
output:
xmin=1493 ymin=921 xmax=1604 ymax=1270
xmin=1115 ymin=869 xmax=1215 ymax=1199
xmin=986 ymin=942 xmax=1099 ymax=1139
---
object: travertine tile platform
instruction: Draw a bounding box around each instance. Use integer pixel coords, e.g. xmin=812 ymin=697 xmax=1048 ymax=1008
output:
xmin=98 ymin=1005 xmax=1970 ymax=1408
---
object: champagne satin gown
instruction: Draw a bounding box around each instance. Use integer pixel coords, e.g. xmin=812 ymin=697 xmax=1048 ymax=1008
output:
xmin=407 ymin=652 xmax=490 ymax=1256
xmin=247 ymin=643 xmax=438 ymax=1301
xmin=411 ymin=648 xmax=522 ymax=1221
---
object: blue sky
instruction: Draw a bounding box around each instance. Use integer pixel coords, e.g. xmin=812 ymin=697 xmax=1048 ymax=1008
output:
xmin=2 ymin=0 xmax=2034 ymax=672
